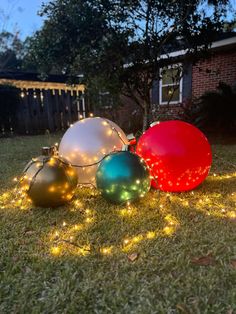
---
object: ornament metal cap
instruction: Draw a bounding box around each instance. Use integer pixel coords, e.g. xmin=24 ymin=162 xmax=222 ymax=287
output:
xmin=150 ymin=121 xmax=160 ymax=127
xmin=127 ymin=133 xmax=135 ymax=141
xmin=122 ymin=144 xmax=129 ymax=151
xmin=41 ymin=146 xmax=57 ymax=156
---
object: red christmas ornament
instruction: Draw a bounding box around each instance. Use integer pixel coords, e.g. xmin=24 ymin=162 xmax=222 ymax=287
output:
xmin=136 ymin=120 xmax=212 ymax=192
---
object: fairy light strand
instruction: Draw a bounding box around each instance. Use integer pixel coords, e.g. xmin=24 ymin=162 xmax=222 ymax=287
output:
xmin=13 ymin=120 xmax=143 ymax=205
xmin=15 ymin=118 xmax=129 ymax=196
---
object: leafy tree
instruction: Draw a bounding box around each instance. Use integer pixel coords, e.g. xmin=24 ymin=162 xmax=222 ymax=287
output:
xmin=27 ymin=0 xmax=230 ymax=129
xmin=0 ymin=31 xmax=26 ymax=71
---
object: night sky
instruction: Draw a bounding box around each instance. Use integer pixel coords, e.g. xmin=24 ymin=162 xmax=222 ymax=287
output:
xmin=1 ymin=0 xmax=235 ymax=40
xmin=0 ymin=0 xmax=49 ymax=38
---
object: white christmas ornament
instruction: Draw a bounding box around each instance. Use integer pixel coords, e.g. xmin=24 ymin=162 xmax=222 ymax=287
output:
xmin=59 ymin=117 xmax=128 ymax=185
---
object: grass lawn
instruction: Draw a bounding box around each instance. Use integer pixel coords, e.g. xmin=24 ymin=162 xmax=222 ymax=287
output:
xmin=0 ymin=133 xmax=235 ymax=314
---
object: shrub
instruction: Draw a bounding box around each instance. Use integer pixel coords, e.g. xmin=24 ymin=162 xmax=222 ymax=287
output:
xmin=183 ymin=82 xmax=236 ymax=134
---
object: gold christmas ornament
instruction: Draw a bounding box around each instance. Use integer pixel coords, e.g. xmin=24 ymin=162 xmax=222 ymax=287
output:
xmin=20 ymin=148 xmax=78 ymax=207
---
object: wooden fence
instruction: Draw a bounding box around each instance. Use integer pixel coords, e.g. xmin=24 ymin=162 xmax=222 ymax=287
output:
xmin=1 ymin=88 xmax=88 ymax=135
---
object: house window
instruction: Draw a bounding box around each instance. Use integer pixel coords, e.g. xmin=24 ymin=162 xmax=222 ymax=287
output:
xmin=159 ymin=64 xmax=183 ymax=105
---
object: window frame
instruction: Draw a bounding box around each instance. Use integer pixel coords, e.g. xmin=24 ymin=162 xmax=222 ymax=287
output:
xmin=159 ymin=63 xmax=183 ymax=105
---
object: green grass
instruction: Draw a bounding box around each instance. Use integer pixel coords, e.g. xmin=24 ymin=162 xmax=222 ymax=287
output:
xmin=0 ymin=134 xmax=235 ymax=314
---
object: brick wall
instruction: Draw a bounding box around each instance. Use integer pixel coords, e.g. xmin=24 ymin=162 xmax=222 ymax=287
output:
xmin=192 ymin=48 xmax=236 ymax=99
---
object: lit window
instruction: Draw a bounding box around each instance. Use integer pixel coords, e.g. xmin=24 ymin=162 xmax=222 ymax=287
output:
xmin=159 ymin=64 xmax=183 ymax=105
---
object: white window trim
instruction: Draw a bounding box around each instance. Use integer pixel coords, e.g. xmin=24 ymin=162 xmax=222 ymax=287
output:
xmin=159 ymin=63 xmax=183 ymax=105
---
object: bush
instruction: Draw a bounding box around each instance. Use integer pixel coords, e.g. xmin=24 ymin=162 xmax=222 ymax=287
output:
xmin=183 ymin=82 xmax=236 ymax=134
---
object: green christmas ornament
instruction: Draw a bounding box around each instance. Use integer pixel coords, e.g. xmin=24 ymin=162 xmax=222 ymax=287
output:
xmin=96 ymin=151 xmax=150 ymax=204
xmin=20 ymin=147 xmax=78 ymax=207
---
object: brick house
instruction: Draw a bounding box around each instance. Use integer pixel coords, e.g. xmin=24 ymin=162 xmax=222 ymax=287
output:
xmin=97 ymin=32 xmax=236 ymax=132
xmin=151 ymin=32 xmax=236 ymax=121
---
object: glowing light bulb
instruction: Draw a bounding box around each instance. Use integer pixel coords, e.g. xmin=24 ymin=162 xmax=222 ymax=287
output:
xmin=101 ymin=247 xmax=112 ymax=255
xmin=48 ymin=186 xmax=55 ymax=192
xmin=163 ymin=226 xmax=174 ymax=235
xmin=51 ymin=247 xmax=60 ymax=255
xmin=73 ymin=224 xmax=83 ymax=231
xmin=147 ymin=231 xmax=155 ymax=239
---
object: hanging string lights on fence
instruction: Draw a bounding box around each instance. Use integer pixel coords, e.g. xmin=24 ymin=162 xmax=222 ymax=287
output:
xmin=20 ymin=90 xmax=25 ymax=98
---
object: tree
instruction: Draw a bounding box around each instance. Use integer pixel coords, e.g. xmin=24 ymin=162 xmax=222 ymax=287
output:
xmin=0 ymin=3 xmax=27 ymax=72
xmin=27 ymin=0 xmax=230 ymax=130
xmin=0 ymin=31 xmax=25 ymax=71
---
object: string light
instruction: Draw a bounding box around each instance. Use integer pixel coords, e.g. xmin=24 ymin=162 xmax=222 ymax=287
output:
xmin=163 ymin=226 xmax=174 ymax=235
xmin=119 ymin=208 xmax=133 ymax=216
xmin=77 ymin=246 xmax=90 ymax=256
xmin=40 ymin=91 xmax=44 ymax=102
xmin=72 ymin=224 xmax=83 ymax=231
xmin=100 ymin=247 xmax=113 ymax=255
xmin=132 ymin=235 xmax=143 ymax=243
xmin=146 ymin=231 xmax=156 ymax=239
xmin=51 ymin=246 xmax=60 ymax=255
xmin=227 ymin=211 xmax=236 ymax=219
